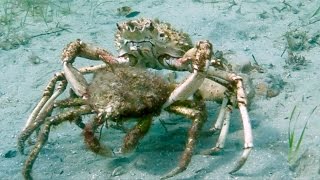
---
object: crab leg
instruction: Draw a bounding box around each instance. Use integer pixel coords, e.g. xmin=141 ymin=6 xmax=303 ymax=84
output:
xmin=24 ymin=64 xmax=106 ymax=127
xmin=202 ymin=104 xmax=232 ymax=155
xmin=230 ymin=80 xmax=253 ymax=173
xmin=83 ymin=114 xmax=114 ymax=157
xmin=209 ymin=96 xmax=229 ymax=132
xmin=163 ymin=40 xmax=212 ymax=108
xmin=206 ymin=67 xmax=253 ymax=173
xmin=19 ymin=64 xmax=109 ymax=154
xmin=161 ymin=100 xmax=207 ymax=179
xmin=63 ymin=64 xmax=110 ymax=95
xmin=63 ymin=62 xmax=89 ymax=97
xmin=61 ymin=39 xmax=118 ymax=98
xmin=62 ymin=63 xmax=117 ymax=99
xmin=22 ymin=72 xmax=65 ymax=131
xmin=162 ymin=70 xmax=206 ymax=108
xmin=78 ymin=64 xmax=107 ymax=73
xmin=61 ymin=39 xmax=117 ymax=65
xmin=18 ymin=74 xmax=67 ymax=154
xmin=22 ymin=105 xmax=92 ymax=180
xmin=121 ymin=116 xmax=153 ymax=154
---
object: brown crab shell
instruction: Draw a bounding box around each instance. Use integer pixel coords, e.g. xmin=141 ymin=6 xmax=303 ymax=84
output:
xmin=87 ymin=65 xmax=175 ymax=119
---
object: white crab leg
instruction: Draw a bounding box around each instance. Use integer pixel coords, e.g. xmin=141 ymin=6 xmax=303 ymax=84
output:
xmin=24 ymin=97 xmax=50 ymax=131
xmin=236 ymin=80 xmax=253 ymax=149
xmin=213 ymin=105 xmax=231 ymax=151
xmin=230 ymin=80 xmax=253 ymax=173
xmin=63 ymin=62 xmax=89 ymax=98
xmin=206 ymin=66 xmax=253 ymax=172
xmin=18 ymin=79 xmax=67 ymax=154
xmin=209 ymin=96 xmax=229 ymax=132
xmin=162 ymin=69 xmax=206 ymax=108
xmin=162 ymin=40 xmax=212 ymax=108
xmin=24 ymin=64 xmax=106 ymax=131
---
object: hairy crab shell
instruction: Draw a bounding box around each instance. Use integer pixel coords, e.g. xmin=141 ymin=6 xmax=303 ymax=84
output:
xmin=87 ymin=65 xmax=175 ymax=119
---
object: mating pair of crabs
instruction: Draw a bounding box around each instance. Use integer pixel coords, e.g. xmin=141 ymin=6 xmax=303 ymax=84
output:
xmin=18 ymin=18 xmax=253 ymax=179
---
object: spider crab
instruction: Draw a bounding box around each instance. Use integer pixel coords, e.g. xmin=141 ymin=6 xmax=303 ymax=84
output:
xmin=18 ymin=18 xmax=253 ymax=179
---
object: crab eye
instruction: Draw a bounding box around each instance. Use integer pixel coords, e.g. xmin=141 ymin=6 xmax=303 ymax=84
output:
xmin=116 ymin=23 xmax=122 ymax=31
xmin=159 ymin=33 xmax=165 ymax=38
xmin=127 ymin=22 xmax=135 ymax=31
xmin=148 ymin=22 xmax=154 ymax=31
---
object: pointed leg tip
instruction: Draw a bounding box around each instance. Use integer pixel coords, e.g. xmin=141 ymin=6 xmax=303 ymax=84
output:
xmin=229 ymin=159 xmax=246 ymax=174
xmin=229 ymin=166 xmax=241 ymax=174
xmin=160 ymin=167 xmax=186 ymax=180
xmin=229 ymin=147 xmax=252 ymax=174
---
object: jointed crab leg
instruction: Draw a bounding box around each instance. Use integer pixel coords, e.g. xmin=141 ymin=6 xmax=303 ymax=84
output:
xmin=161 ymin=100 xmax=207 ymax=179
xmin=230 ymin=79 xmax=253 ymax=174
xmin=205 ymin=67 xmax=253 ymax=173
xmin=18 ymin=74 xmax=67 ymax=154
xmin=162 ymin=70 xmax=206 ymax=108
xmin=61 ymin=39 xmax=118 ymax=98
xmin=83 ymin=114 xmax=114 ymax=157
xmin=23 ymin=97 xmax=50 ymax=132
xmin=121 ymin=116 xmax=153 ymax=154
xmin=163 ymin=40 xmax=212 ymax=108
xmin=63 ymin=62 xmax=89 ymax=97
xmin=209 ymin=96 xmax=229 ymax=132
xmin=63 ymin=64 xmax=109 ymax=99
xmin=78 ymin=64 xmax=107 ymax=73
xmin=83 ymin=115 xmax=153 ymax=156
xmin=202 ymin=103 xmax=232 ymax=155
xmin=62 ymin=39 xmax=117 ymax=65
xmin=19 ymin=64 xmax=108 ymax=154
xmin=22 ymin=72 xmax=65 ymax=131
xmin=235 ymin=80 xmax=253 ymax=149
xmin=22 ymin=105 xmax=92 ymax=180
xmin=54 ymin=97 xmax=86 ymax=108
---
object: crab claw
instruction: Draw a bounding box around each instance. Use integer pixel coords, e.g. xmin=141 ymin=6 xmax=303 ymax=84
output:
xmin=162 ymin=40 xmax=212 ymax=108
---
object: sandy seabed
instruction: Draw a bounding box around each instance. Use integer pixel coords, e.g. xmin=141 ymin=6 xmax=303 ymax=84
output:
xmin=1 ymin=0 xmax=320 ymax=179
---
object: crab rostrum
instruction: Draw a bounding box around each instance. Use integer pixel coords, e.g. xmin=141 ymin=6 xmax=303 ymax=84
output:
xmin=18 ymin=18 xmax=253 ymax=179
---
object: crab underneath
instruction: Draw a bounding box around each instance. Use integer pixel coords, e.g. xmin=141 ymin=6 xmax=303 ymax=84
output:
xmin=18 ymin=18 xmax=253 ymax=179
